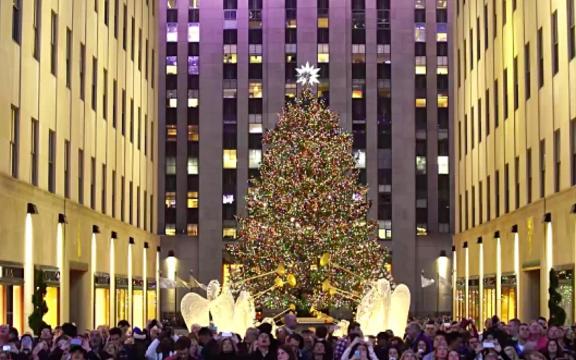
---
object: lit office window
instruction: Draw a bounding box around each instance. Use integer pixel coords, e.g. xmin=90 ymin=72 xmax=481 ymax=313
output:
xmin=166 ymin=23 xmax=178 ymax=42
xmin=318 ymin=17 xmax=329 ymax=28
xmin=249 ymin=82 xmax=263 ymax=98
xmin=187 ymin=192 xmax=198 ymax=208
xmin=223 ymin=150 xmax=237 ymax=169
xmin=352 ymin=44 xmax=366 ymax=63
xmin=437 ymin=56 xmax=448 ymax=74
xmin=187 ymin=157 xmax=198 ymax=175
xmin=166 ymin=157 xmax=176 ymax=175
xmin=415 ymin=98 xmax=427 ymax=107
xmin=223 ymin=194 xmax=235 ymax=204
xmin=187 ymin=224 xmax=198 ymax=236
xmin=437 ymin=94 xmax=448 ymax=108
xmin=416 ymin=224 xmax=428 ymax=236
xmin=223 ymin=80 xmax=237 ymax=98
xmin=223 ymin=228 xmax=237 ymax=238
xmin=437 ymin=23 xmax=448 ymax=42
xmin=436 ymin=0 xmax=447 ymax=8
xmin=188 ymin=125 xmax=199 ymax=141
xmin=165 ymin=192 xmax=176 ymax=208
xmin=167 ymin=90 xmax=177 ymax=108
xmin=165 ymin=224 xmax=176 ymax=236
xmin=378 ymin=220 xmax=392 ymax=240
xmin=166 ymin=125 xmax=177 ymax=141
xmin=352 ymin=81 xmax=365 ymax=98
xmin=249 ymin=44 xmax=262 ymax=63
xmin=249 ymin=114 xmax=263 ymax=134
xmin=223 ymin=45 xmax=237 ymax=64
xmin=438 ymin=156 xmax=449 ymax=174
xmin=415 ymin=56 xmax=427 ymax=74
xmin=188 ymin=23 xmax=199 ymax=42
xmin=285 ymin=82 xmax=297 ymax=98
xmin=188 ymin=89 xmax=199 ymax=108
xmin=415 ymin=23 xmax=426 ymax=42
xmin=249 ymin=149 xmax=262 ymax=169
xmin=415 ymin=0 xmax=426 ymax=9
xmin=354 ymin=150 xmax=366 ymax=168
xmin=416 ymin=156 xmax=427 ymax=174
xmin=167 ymin=0 xmax=177 ymax=9
xmin=188 ymin=56 xmax=199 ymax=74
xmin=317 ymin=44 xmax=329 ymax=63
xmin=166 ymin=56 xmax=177 ymax=74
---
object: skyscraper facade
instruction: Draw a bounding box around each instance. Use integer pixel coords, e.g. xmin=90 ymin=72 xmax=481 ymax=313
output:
xmin=0 ymin=0 xmax=159 ymax=332
xmin=158 ymin=0 xmax=453 ymax=315
xmin=453 ymin=0 xmax=576 ymax=324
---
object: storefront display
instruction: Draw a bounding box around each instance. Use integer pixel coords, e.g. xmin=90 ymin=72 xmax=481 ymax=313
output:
xmin=455 ymin=278 xmax=465 ymax=320
xmin=500 ymin=274 xmax=517 ymax=323
xmin=147 ymin=279 xmax=157 ymax=322
xmin=132 ymin=278 xmax=144 ymax=328
xmin=0 ymin=264 xmax=24 ymax=334
xmin=115 ymin=277 xmax=129 ymax=323
xmin=482 ymin=277 xmax=496 ymax=321
xmin=94 ymin=273 xmax=110 ymax=327
xmin=557 ymin=269 xmax=574 ymax=326
xmin=468 ymin=278 xmax=480 ymax=326
xmin=41 ymin=268 xmax=60 ymax=328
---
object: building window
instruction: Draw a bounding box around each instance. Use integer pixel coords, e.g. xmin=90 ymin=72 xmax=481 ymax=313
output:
xmin=571 ymin=119 xmax=576 ymax=185
xmin=101 ymin=164 xmax=107 ymax=213
xmin=167 ymin=23 xmax=178 ymax=42
xmin=223 ymin=194 xmax=235 ymax=204
xmin=64 ymin=140 xmax=70 ymax=198
xmin=188 ymin=56 xmax=199 ymax=74
xmin=92 ymin=57 xmax=98 ymax=111
xmin=188 ymin=23 xmax=200 ymax=42
xmin=249 ymin=82 xmax=263 ymax=98
xmin=416 ymin=98 xmax=426 ymax=108
xmin=165 ymin=224 xmax=176 ymax=236
xmin=10 ymin=106 xmax=19 ymax=178
xmin=90 ymin=157 xmax=96 ymax=209
xmin=103 ymin=69 xmax=108 ymax=119
xmin=31 ymin=118 xmax=39 ymax=185
xmin=188 ymin=90 xmax=199 ymax=108
xmin=187 ymin=224 xmax=198 ymax=236
xmin=166 ymin=157 xmax=176 ymax=175
xmin=33 ymin=0 xmax=40 ymax=59
xmin=50 ymin=11 xmax=58 ymax=75
xmin=503 ymin=68 xmax=508 ymax=119
xmin=415 ymin=56 xmax=426 ymax=75
xmin=187 ymin=192 xmax=198 ymax=208
xmin=540 ymin=139 xmax=546 ymax=198
xmin=317 ymin=44 xmax=329 ymax=63
xmin=249 ymin=149 xmax=261 ymax=169
xmin=188 ymin=125 xmax=199 ymax=141
xmin=538 ymin=27 xmax=544 ymax=87
xmin=249 ymin=114 xmax=263 ymax=134
xmin=354 ymin=150 xmax=366 ymax=168
xmin=223 ymin=45 xmax=237 ymax=64
xmin=569 ymin=0 xmax=576 ymax=59
xmin=552 ymin=11 xmax=559 ymax=74
xmin=187 ymin=157 xmax=198 ymax=175
xmin=378 ymin=220 xmax=392 ymax=240
xmin=415 ymin=23 xmax=426 ymax=42
xmin=527 ymin=148 xmax=533 ymax=203
xmin=223 ymin=150 xmax=237 ymax=169
xmin=48 ymin=130 xmax=56 ymax=193
xmin=416 ymin=156 xmax=427 ymax=174
xmin=525 ymin=42 xmax=531 ymax=100
xmin=223 ymin=228 xmax=236 ymax=239
xmin=504 ymin=163 xmax=510 ymax=213
xmin=437 ymin=23 xmax=447 ymax=42
xmin=13 ymin=0 xmax=21 ymax=43
xmin=166 ymin=56 xmax=177 ymax=74
xmin=66 ymin=28 xmax=72 ymax=87
xmin=165 ymin=192 xmax=176 ymax=208
xmin=80 ymin=43 xmax=86 ymax=100
xmin=112 ymin=171 xmax=116 ymax=217
xmin=438 ymin=156 xmax=449 ymax=174
xmin=78 ymin=150 xmax=84 ymax=204
xmin=554 ymin=129 xmax=561 ymax=192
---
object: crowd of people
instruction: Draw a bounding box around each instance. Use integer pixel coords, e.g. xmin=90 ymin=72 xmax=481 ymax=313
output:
xmin=1 ymin=315 xmax=576 ymax=360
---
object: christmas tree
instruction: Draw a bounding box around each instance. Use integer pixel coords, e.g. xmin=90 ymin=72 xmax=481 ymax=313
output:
xmin=226 ymin=77 xmax=391 ymax=311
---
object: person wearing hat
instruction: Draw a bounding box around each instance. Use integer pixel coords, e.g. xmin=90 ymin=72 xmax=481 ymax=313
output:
xmin=133 ymin=327 xmax=151 ymax=359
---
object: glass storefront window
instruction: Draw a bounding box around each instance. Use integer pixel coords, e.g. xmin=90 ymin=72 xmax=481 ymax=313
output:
xmin=468 ymin=279 xmax=480 ymax=326
xmin=482 ymin=278 xmax=496 ymax=322
xmin=44 ymin=287 xmax=59 ymax=328
xmin=133 ymin=289 xmax=144 ymax=329
xmin=116 ymin=288 xmax=128 ymax=323
xmin=95 ymin=288 xmax=110 ymax=327
xmin=455 ymin=279 xmax=466 ymax=320
xmin=1 ymin=285 xmax=24 ymax=334
xmin=558 ymin=270 xmax=574 ymax=326
xmin=147 ymin=290 xmax=157 ymax=322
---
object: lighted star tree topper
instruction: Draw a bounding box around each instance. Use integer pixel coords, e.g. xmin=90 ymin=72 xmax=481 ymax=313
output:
xmin=226 ymin=63 xmax=392 ymax=311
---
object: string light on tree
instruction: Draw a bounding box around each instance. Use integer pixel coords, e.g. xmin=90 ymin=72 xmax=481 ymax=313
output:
xmin=226 ymin=72 xmax=392 ymax=311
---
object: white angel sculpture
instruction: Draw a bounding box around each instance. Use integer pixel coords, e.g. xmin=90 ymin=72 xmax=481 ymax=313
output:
xmin=180 ymin=280 xmax=256 ymax=334
xmin=355 ymin=278 xmax=411 ymax=337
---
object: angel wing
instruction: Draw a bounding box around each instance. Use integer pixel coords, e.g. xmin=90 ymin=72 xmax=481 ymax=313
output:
xmin=181 ymin=292 xmax=211 ymax=330
xmin=386 ymin=284 xmax=411 ymax=338
xmin=231 ymin=290 xmax=256 ymax=335
xmin=209 ymin=286 xmax=235 ymax=332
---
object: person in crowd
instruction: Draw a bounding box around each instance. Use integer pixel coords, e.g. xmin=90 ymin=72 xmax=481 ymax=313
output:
xmin=341 ymin=337 xmax=378 ymax=360
xmin=301 ymin=330 xmax=315 ymax=360
xmin=312 ymin=340 xmax=331 ymax=360
xmin=334 ymin=322 xmax=363 ymax=360
xmin=405 ymin=323 xmax=432 ymax=354
xmin=276 ymin=329 xmax=289 ymax=347
xmin=388 ymin=347 xmax=401 ymax=360
xmin=86 ymin=330 xmax=112 ymax=360
xmin=528 ymin=322 xmax=548 ymax=353
xmin=282 ymin=315 xmax=299 ymax=336
xmin=543 ymin=339 xmax=564 ymax=360
xmin=238 ymin=328 xmax=259 ymax=358
xmin=504 ymin=345 xmax=521 ymax=360
xmin=400 ymin=350 xmax=417 ymax=360
xmin=424 ymin=323 xmax=436 ymax=340
xmin=251 ymin=332 xmax=275 ymax=360
xmin=216 ymin=336 xmax=238 ymax=360
xmin=277 ymin=345 xmax=297 ymax=360
xmin=166 ymin=336 xmax=194 ymax=360
xmin=286 ymin=334 xmax=304 ymax=360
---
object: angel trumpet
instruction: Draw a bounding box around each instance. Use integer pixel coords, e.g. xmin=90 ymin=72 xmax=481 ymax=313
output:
xmin=272 ymin=304 xmax=297 ymax=320
xmin=253 ymin=277 xmax=285 ymax=299
xmin=236 ymin=264 xmax=287 ymax=285
xmin=321 ymin=279 xmax=361 ymax=301
xmin=319 ymin=253 xmax=366 ymax=282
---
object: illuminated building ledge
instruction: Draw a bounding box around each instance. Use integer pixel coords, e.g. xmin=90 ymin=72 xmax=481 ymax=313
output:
xmin=453 ymin=186 xmax=576 ymax=323
xmin=0 ymin=173 xmax=160 ymax=333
